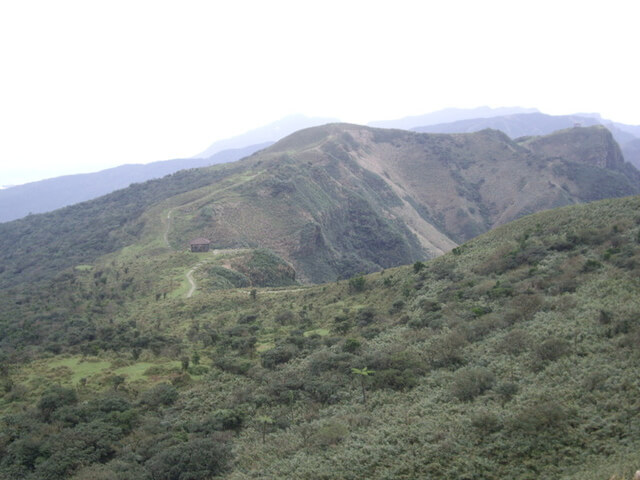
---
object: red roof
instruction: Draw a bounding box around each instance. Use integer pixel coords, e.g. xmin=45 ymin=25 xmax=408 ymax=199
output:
xmin=190 ymin=238 xmax=211 ymax=245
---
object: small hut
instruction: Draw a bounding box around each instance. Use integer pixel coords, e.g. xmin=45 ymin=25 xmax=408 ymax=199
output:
xmin=190 ymin=238 xmax=211 ymax=253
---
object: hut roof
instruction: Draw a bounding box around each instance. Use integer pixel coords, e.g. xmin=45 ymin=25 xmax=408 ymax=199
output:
xmin=190 ymin=237 xmax=211 ymax=245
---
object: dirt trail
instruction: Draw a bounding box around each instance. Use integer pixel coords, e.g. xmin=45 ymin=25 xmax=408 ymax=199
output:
xmin=182 ymin=249 xmax=244 ymax=299
xmin=253 ymin=287 xmax=308 ymax=295
xmin=158 ymin=172 xmax=266 ymax=299
xmin=185 ymin=266 xmax=198 ymax=298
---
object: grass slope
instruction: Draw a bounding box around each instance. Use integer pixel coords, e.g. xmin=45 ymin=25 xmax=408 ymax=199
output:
xmin=2 ymin=196 xmax=640 ymax=479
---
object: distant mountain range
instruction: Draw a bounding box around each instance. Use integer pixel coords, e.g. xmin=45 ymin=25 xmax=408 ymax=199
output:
xmin=2 ymin=109 xmax=639 ymax=225
xmin=412 ymin=112 xmax=640 ymax=169
xmin=0 ymin=115 xmax=337 ymax=223
xmin=194 ymin=114 xmax=339 ymax=158
xmin=0 ymin=143 xmax=271 ymax=223
xmin=368 ymin=106 xmax=539 ymax=130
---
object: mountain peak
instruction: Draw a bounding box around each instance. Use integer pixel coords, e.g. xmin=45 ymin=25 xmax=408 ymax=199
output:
xmin=194 ymin=114 xmax=339 ymax=159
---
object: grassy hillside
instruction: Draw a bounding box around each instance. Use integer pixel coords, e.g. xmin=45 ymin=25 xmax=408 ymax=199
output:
xmin=2 ymin=196 xmax=640 ymax=479
xmin=1 ymin=123 xmax=638 ymax=291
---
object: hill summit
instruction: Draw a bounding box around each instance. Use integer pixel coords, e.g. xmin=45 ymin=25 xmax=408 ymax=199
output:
xmin=0 ymin=123 xmax=638 ymax=289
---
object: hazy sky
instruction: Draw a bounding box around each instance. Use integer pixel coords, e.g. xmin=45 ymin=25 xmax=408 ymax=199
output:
xmin=1 ymin=0 xmax=638 ymax=186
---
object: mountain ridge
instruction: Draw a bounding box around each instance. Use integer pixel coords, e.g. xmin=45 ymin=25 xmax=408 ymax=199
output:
xmin=0 ymin=143 xmax=272 ymax=223
xmin=1 ymin=122 xmax=637 ymax=290
xmin=413 ymin=112 xmax=640 ymax=169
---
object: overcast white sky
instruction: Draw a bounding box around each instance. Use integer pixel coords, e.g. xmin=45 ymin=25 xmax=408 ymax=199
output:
xmin=1 ymin=0 xmax=638 ymax=186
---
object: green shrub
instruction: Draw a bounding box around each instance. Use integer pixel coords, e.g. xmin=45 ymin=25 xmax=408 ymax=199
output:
xmin=509 ymin=399 xmax=569 ymax=434
xmin=582 ymin=259 xmax=603 ymax=272
xmin=470 ymin=409 xmax=502 ymax=435
xmin=313 ymin=421 xmax=349 ymax=447
xmin=429 ymin=330 xmax=468 ymax=368
xmin=532 ymin=337 xmax=569 ymax=366
xmin=495 ymin=381 xmax=519 ymax=403
xmin=145 ymin=436 xmax=231 ymax=480
xmin=356 ymin=306 xmax=377 ymax=326
xmin=214 ymin=356 xmax=252 ymax=375
xmin=450 ymin=367 xmax=495 ymax=401
xmin=348 ymin=275 xmax=366 ymax=292
xmin=260 ymin=344 xmax=298 ymax=369
xmin=342 ymin=338 xmax=361 ymax=353
xmin=139 ymin=383 xmax=178 ymax=407
xmin=38 ymin=386 xmax=78 ymax=421
xmin=498 ymin=329 xmax=530 ymax=355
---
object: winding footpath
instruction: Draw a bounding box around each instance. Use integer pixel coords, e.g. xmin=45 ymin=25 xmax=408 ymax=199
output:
xmin=163 ymin=207 xmax=201 ymax=298
xmin=185 ymin=264 xmax=202 ymax=298
xmin=162 ymin=206 xmax=307 ymax=299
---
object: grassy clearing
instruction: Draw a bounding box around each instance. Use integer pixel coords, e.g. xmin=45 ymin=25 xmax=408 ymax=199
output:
xmin=303 ymin=328 xmax=330 ymax=337
xmin=46 ymin=357 xmax=111 ymax=384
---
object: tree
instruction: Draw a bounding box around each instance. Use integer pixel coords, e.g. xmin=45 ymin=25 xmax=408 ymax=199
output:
xmin=181 ymin=356 xmax=190 ymax=371
xmin=256 ymin=415 xmax=274 ymax=444
xmin=37 ymin=386 xmax=77 ymax=421
xmin=112 ymin=375 xmax=125 ymax=391
xmin=351 ymin=367 xmax=375 ymax=404
xmin=348 ymin=275 xmax=366 ymax=293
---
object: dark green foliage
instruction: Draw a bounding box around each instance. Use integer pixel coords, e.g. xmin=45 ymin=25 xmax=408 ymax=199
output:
xmin=342 ymin=338 xmax=361 ymax=353
xmin=0 ymin=166 xmax=236 ymax=289
xmin=429 ymin=330 xmax=468 ymax=368
xmin=233 ymin=249 xmax=297 ymax=288
xmin=509 ymin=399 xmax=570 ymax=434
xmin=34 ymin=420 xmax=122 ymax=480
xmin=355 ymin=306 xmax=377 ymax=325
xmin=188 ymin=409 xmax=244 ymax=433
xmin=213 ymin=356 xmax=252 ymax=375
xmin=260 ymin=344 xmax=298 ymax=369
xmin=532 ymin=337 xmax=569 ymax=368
xmin=38 ymin=386 xmax=78 ymax=421
xmin=3 ymin=196 xmax=640 ymax=479
xmin=145 ymin=436 xmax=231 ymax=480
xmin=204 ymin=266 xmax=250 ymax=289
xmin=451 ymin=367 xmax=495 ymax=401
xmin=582 ymin=258 xmax=603 ymax=272
xmin=348 ymin=275 xmax=366 ymax=292
xmin=181 ymin=356 xmax=190 ymax=371
xmin=140 ymin=383 xmax=178 ymax=407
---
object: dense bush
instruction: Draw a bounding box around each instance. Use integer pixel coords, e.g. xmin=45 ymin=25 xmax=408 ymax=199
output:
xmin=145 ymin=436 xmax=231 ymax=480
xmin=450 ymin=367 xmax=495 ymax=401
xmin=139 ymin=383 xmax=178 ymax=407
xmin=261 ymin=344 xmax=298 ymax=369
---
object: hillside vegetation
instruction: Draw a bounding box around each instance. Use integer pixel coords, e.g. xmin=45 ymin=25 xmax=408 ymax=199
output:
xmin=1 ymin=124 xmax=638 ymax=290
xmin=1 ymin=196 xmax=640 ymax=479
